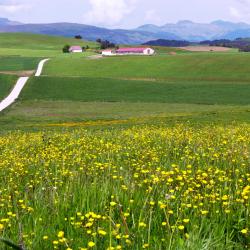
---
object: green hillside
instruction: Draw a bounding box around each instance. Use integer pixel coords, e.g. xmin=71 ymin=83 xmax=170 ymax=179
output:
xmin=0 ymin=33 xmax=97 ymax=50
xmin=0 ymin=33 xmax=97 ymax=57
xmin=1 ymin=33 xmax=250 ymax=128
xmin=0 ymin=56 xmax=41 ymax=71
xmin=22 ymin=76 xmax=250 ymax=105
xmin=0 ymin=74 xmax=17 ymax=99
xmin=44 ymin=53 xmax=250 ymax=81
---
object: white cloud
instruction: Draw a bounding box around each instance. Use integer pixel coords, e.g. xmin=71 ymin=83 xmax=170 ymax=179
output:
xmin=145 ymin=9 xmax=163 ymax=24
xmin=84 ymin=0 xmax=138 ymax=26
xmin=0 ymin=0 xmax=31 ymax=13
xmin=229 ymin=6 xmax=242 ymax=18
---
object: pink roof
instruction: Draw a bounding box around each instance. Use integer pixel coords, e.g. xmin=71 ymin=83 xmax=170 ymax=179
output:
xmin=116 ymin=47 xmax=147 ymax=53
xmin=69 ymin=46 xmax=82 ymax=50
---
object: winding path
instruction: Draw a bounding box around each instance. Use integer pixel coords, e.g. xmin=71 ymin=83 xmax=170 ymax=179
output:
xmin=0 ymin=58 xmax=50 ymax=112
xmin=35 ymin=59 xmax=50 ymax=76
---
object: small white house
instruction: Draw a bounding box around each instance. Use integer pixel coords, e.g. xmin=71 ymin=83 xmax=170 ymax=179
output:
xmin=102 ymin=49 xmax=114 ymax=56
xmin=69 ymin=46 xmax=83 ymax=53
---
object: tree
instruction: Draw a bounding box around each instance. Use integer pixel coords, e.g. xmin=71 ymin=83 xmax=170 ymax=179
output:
xmin=96 ymin=38 xmax=102 ymax=44
xmin=75 ymin=35 xmax=82 ymax=39
xmin=62 ymin=45 xmax=70 ymax=53
xmin=86 ymin=45 xmax=89 ymax=49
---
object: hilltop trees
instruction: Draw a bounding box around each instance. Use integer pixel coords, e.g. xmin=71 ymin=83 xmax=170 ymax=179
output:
xmin=96 ymin=39 xmax=116 ymax=49
xmin=74 ymin=35 xmax=82 ymax=39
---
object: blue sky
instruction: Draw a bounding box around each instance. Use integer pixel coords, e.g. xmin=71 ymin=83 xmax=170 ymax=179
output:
xmin=1 ymin=0 xmax=250 ymax=28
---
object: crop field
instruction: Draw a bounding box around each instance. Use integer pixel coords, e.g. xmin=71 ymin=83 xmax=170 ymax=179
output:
xmin=0 ymin=125 xmax=249 ymax=249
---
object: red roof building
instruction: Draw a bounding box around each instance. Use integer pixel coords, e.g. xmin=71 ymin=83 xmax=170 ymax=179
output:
xmin=69 ymin=46 xmax=83 ymax=53
xmin=116 ymin=47 xmax=155 ymax=55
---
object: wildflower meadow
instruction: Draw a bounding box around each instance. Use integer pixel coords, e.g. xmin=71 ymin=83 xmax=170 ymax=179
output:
xmin=0 ymin=124 xmax=249 ymax=249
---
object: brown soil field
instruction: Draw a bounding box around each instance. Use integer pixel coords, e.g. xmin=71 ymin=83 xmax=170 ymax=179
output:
xmin=180 ymin=46 xmax=232 ymax=52
xmin=0 ymin=70 xmax=34 ymax=76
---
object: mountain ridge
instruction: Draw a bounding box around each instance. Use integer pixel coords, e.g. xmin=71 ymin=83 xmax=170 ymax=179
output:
xmin=1 ymin=18 xmax=250 ymax=44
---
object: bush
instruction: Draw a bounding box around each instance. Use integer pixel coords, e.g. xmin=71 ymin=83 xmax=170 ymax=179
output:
xmin=62 ymin=45 xmax=70 ymax=53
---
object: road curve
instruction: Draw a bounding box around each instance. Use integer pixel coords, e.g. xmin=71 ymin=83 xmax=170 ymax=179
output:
xmin=35 ymin=58 xmax=50 ymax=76
xmin=0 ymin=58 xmax=49 ymax=112
xmin=0 ymin=77 xmax=29 ymax=112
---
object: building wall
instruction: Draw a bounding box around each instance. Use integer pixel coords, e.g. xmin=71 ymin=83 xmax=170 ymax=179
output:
xmin=102 ymin=51 xmax=113 ymax=56
xmin=143 ymin=48 xmax=155 ymax=55
xmin=70 ymin=50 xmax=83 ymax=53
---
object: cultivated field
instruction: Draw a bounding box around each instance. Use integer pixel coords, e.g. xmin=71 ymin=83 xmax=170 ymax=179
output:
xmin=0 ymin=33 xmax=249 ymax=249
xmin=180 ymin=46 xmax=233 ymax=52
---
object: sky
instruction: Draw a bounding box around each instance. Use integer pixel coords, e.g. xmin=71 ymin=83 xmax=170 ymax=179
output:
xmin=1 ymin=0 xmax=250 ymax=28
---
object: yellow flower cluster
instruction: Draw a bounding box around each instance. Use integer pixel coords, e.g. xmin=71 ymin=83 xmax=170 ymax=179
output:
xmin=0 ymin=124 xmax=249 ymax=249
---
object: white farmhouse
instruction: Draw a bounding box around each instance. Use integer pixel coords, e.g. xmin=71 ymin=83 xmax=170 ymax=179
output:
xmin=102 ymin=49 xmax=115 ymax=56
xmin=116 ymin=47 xmax=155 ymax=55
xmin=69 ymin=46 xmax=83 ymax=53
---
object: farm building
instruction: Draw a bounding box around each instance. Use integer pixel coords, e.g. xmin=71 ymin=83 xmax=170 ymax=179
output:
xmin=116 ymin=47 xmax=155 ymax=55
xmin=69 ymin=46 xmax=83 ymax=53
xmin=102 ymin=49 xmax=114 ymax=56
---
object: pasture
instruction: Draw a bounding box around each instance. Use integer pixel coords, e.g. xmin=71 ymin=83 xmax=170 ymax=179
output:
xmin=0 ymin=33 xmax=249 ymax=249
xmin=0 ymin=56 xmax=41 ymax=72
xmin=22 ymin=77 xmax=250 ymax=105
xmin=43 ymin=53 xmax=250 ymax=81
xmin=0 ymin=74 xmax=17 ymax=99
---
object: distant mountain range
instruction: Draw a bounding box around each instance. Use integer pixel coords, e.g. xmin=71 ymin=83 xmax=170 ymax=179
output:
xmin=2 ymin=18 xmax=250 ymax=44
xmin=0 ymin=17 xmax=21 ymax=26
xmin=136 ymin=20 xmax=250 ymax=41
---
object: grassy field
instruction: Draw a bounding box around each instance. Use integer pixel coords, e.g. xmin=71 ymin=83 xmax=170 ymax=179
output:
xmin=43 ymin=53 xmax=250 ymax=81
xmin=21 ymin=77 xmax=250 ymax=105
xmin=0 ymin=125 xmax=249 ymax=249
xmin=0 ymin=74 xmax=17 ymax=99
xmin=0 ymin=56 xmax=41 ymax=71
xmin=0 ymin=33 xmax=97 ymax=58
xmin=0 ymin=33 xmax=249 ymax=249
xmin=0 ymin=101 xmax=249 ymax=131
xmin=0 ymin=33 xmax=96 ymax=49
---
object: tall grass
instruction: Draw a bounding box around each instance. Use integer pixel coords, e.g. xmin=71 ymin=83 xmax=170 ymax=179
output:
xmin=0 ymin=124 xmax=249 ymax=249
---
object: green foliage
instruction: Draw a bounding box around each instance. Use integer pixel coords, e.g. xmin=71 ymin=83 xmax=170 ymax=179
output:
xmin=62 ymin=45 xmax=70 ymax=53
xmin=0 ymin=238 xmax=23 ymax=250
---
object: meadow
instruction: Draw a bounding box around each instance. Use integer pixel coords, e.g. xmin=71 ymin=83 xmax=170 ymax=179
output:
xmin=0 ymin=125 xmax=249 ymax=250
xmin=0 ymin=74 xmax=17 ymax=99
xmin=21 ymin=76 xmax=250 ymax=105
xmin=0 ymin=56 xmax=41 ymax=71
xmin=0 ymin=33 xmax=249 ymax=249
xmin=43 ymin=53 xmax=250 ymax=81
